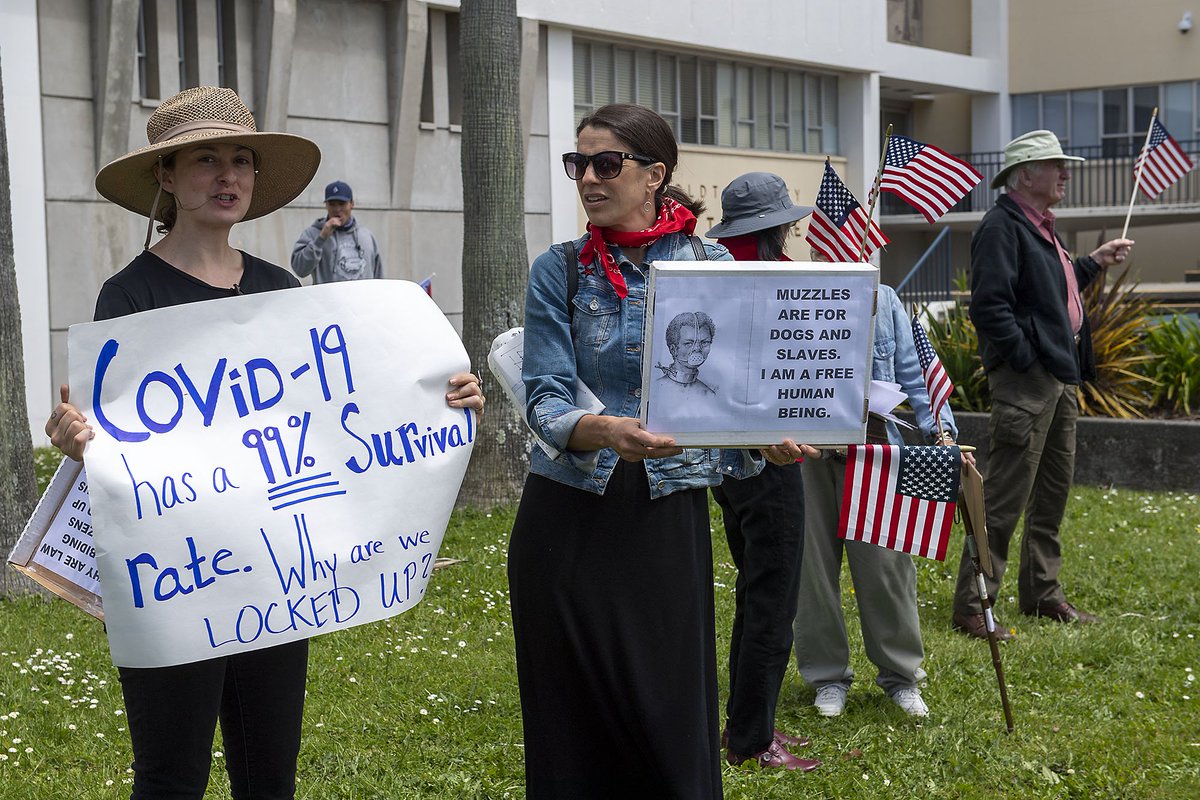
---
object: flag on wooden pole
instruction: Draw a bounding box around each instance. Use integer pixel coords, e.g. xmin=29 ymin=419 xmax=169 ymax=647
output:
xmin=839 ymin=444 xmax=961 ymax=560
xmin=880 ymin=134 xmax=982 ymax=222
xmin=911 ymin=313 xmax=954 ymax=424
xmin=1134 ymin=118 xmax=1195 ymax=199
xmin=806 ymin=160 xmax=889 ymax=262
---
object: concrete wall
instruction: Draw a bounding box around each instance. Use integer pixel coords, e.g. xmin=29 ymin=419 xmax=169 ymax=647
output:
xmin=1 ymin=0 xmax=51 ymax=439
xmin=1010 ymin=0 xmax=1200 ymax=92
xmin=908 ymin=412 xmax=1200 ymax=492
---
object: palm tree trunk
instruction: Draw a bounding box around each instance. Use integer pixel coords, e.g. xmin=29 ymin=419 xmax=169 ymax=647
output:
xmin=457 ymin=0 xmax=531 ymax=508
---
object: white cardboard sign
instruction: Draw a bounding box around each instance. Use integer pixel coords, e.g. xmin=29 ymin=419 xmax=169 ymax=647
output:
xmin=642 ymin=262 xmax=878 ymax=446
xmin=65 ymin=280 xmax=474 ymax=668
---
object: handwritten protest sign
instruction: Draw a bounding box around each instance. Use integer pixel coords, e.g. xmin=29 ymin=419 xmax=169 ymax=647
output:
xmin=642 ymin=262 xmax=878 ymax=446
xmin=63 ymin=280 xmax=473 ymax=668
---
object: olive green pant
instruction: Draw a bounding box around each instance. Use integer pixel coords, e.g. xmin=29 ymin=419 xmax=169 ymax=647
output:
xmin=953 ymin=362 xmax=1077 ymax=615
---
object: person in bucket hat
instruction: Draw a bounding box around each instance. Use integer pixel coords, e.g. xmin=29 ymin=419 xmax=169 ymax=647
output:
xmin=703 ymin=173 xmax=821 ymax=771
xmin=950 ymin=130 xmax=1132 ymax=640
xmin=46 ymin=86 xmax=484 ymax=797
xmin=793 ymin=245 xmax=966 ymax=721
xmin=988 ymin=129 xmax=1084 ymax=190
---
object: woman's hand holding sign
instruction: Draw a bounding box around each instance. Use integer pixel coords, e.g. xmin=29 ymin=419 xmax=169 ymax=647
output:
xmin=760 ymin=438 xmax=820 ymax=466
xmin=47 ymin=384 xmax=95 ymax=462
xmin=446 ymin=372 xmax=485 ymax=414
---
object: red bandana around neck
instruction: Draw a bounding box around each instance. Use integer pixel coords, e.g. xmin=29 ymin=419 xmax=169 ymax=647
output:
xmin=717 ymin=234 xmax=793 ymax=263
xmin=577 ymin=196 xmax=697 ymax=299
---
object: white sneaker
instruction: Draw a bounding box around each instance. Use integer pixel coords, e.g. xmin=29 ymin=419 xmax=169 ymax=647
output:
xmin=813 ymin=684 xmax=848 ymax=717
xmin=890 ymin=687 xmax=929 ymax=717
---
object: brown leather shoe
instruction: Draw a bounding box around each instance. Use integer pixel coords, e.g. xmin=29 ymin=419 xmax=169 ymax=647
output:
xmin=726 ymin=740 xmax=821 ymax=772
xmin=721 ymin=727 xmax=812 ymax=751
xmin=774 ymin=728 xmax=812 ymax=749
xmin=1022 ymin=601 xmax=1099 ymax=624
xmin=952 ymin=611 xmax=1014 ymax=641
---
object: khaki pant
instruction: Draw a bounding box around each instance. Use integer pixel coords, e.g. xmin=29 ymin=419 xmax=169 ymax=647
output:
xmin=794 ymin=456 xmax=926 ymax=694
xmin=953 ymin=362 xmax=1077 ymax=614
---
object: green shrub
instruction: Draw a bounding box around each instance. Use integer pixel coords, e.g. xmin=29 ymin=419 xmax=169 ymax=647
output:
xmin=923 ymin=266 xmax=1158 ymax=419
xmin=1141 ymin=313 xmax=1200 ymax=416
xmin=1078 ymin=266 xmax=1155 ymax=419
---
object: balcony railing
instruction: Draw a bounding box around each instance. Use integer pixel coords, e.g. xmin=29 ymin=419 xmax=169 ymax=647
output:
xmin=881 ymin=138 xmax=1200 ymax=216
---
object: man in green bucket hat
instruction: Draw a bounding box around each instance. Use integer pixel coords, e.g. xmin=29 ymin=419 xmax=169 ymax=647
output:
xmin=950 ymin=130 xmax=1134 ymax=640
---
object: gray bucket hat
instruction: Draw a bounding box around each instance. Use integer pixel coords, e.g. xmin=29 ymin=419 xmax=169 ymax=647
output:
xmin=991 ymin=130 xmax=1085 ymax=189
xmin=705 ymin=172 xmax=814 ymax=238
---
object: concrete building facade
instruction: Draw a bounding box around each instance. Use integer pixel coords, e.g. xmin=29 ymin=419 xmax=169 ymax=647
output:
xmin=9 ymin=0 xmax=1009 ymax=440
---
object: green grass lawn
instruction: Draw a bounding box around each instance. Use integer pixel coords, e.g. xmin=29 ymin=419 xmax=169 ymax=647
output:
xmin=2 ymin=480 xmax=1197 ymax=799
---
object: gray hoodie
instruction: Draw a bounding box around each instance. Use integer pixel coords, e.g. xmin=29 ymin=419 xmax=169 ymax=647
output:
xmin=291 ymin=217 xmax=383 ymax=283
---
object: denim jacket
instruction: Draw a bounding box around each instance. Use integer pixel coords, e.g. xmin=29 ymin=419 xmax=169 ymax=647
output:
xmin=874 ymin=284 xmax=958 ymax=445
xmin=523 ymin=232 xmax=762 ymax=498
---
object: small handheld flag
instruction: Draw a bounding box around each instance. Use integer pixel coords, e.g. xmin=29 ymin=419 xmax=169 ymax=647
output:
xmin=880 ymin=134 xmax=982 ymax=222
xmin=806 ymin=160 xmax=889 ymax=262
xmin=839 ymin=444 xmax=961 ymax=561
xmin=1134 ymin=118 xmax=1194 ymax=199
xmin=911 ymin=313 xmax=954 ymax=425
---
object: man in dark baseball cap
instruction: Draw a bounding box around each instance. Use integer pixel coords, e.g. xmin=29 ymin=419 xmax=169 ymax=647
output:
xmin=291 ymin=179 xmax=384 ymax=283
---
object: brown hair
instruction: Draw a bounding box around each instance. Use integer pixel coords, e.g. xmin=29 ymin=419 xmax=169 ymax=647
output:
xmin=575 ymin=104 xmax=705 ymax=217
xmin=155 ymin=152 xmax=178 ymax=234
xmin=755 ymin=223 xmax=792 ymax=261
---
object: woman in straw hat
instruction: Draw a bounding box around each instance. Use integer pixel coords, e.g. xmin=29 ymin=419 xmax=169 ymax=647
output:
xmin=44 ymin=86 xmax=482 ymax=798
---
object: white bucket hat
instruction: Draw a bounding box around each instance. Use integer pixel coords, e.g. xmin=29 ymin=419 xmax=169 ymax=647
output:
xmin=991 ymin=130 xmax=1084 ymax=189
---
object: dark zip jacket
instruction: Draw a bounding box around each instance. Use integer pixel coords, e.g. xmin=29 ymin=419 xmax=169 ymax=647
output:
xmin=969 ymin=194 xmax=1103 ymax=384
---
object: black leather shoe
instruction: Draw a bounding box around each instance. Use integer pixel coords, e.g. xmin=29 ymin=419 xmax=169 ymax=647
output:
xmin=952 ymin=611 xmax=1014 ymax=641
xmin=726 ymin=740 xmax=821 ymax=772
xmin=1022 ymin=601 xmax=1098 ymax=624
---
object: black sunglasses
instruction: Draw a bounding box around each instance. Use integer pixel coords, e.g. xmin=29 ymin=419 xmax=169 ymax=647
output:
xmin=562 ymin=151 xmax=656 ymax=181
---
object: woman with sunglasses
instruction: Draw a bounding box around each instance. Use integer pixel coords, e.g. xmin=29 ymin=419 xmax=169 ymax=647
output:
xmin=508 ymin=103 xmax=807 ymax=798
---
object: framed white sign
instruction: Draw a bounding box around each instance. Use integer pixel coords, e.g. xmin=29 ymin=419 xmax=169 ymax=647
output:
xmin=641 ymin=261 xmax=878 ymax=446
xmin=62 ymin=280 xmax=474 ymax=668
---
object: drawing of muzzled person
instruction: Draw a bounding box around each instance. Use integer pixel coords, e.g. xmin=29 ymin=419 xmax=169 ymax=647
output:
xmin=655 ymin=311 xmax=718 ymax=398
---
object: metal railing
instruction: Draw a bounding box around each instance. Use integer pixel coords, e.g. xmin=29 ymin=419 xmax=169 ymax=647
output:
xmin=895 ymin=227 xmax=954 ymax=308
xmin=881 ymin=138 xmax=1200 ymax=217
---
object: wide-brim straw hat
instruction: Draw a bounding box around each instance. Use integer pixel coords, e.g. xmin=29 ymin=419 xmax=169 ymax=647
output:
xmin=95 ymin=86 xmax=321 ymax=222
xmin=990 ymin=129 xmax=1084 ymax=189
xmin=705 ymin=172 xmax=814 ymax=239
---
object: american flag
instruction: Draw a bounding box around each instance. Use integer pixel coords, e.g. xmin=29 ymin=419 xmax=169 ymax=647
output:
xmin=419 ymin=275 xmax=434 ymax=297
xmin=1135 ymin=118 xmax=1195 ymax=199
xmin=911 ymin=313 xmax=953 ymax=423
xmin=805 ymin=160 xmax=889 ymax=262
xmin=880 ymin=135 xmax=982 ymax=223
xmin=839 ymin=445 xmax=961 ymax=561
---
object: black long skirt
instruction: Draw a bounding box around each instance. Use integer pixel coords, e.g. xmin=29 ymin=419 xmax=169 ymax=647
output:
xmin=508 ymin=461 xmax=722 ymax=799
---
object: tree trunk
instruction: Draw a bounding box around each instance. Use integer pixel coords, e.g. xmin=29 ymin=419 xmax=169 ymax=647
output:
xmin=456 ymin=0 xmax=531 ymax=508
xmin=0 ymin=59 xmax=43 ymax=597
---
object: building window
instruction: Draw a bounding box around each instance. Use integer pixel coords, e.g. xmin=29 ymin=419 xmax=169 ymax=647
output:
xmin=216 ymin=0 xmax=237 ymax=90
xmin=420 ymin=10 xmax=463 ymax=128
xmin=887 ymin=0 xmax=923 ymax=45
xmin=137 ymin=0 xmax=161 ymax=100
xmin=574 ymin=39 xmax=838 ymax=155
xmin=178 ymin=0 xmax=198 ymax=90
xmin=1013 ymin=83 xmax=1200 ymax=156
